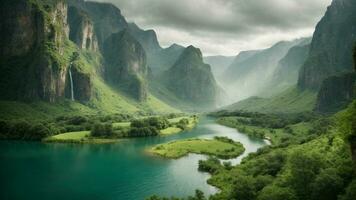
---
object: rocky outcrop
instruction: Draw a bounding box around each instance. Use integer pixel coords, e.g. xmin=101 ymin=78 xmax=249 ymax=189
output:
xmin=164 ymin=45 xmax=219 ymax=108
xmin=0 ymin=0 xmax=71 ymax=102
xmin=298 ymin=0 xmax=356 ymax=90
xmin=315 ymin=73 xmax=355 ymax=113
xmin=68 ymin=6 xmax=98 ymax=51
xmin=103 ymin=30 xmax=148 ymax=101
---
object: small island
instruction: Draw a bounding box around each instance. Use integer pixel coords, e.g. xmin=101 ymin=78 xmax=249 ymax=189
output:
xmin=148 ymin=137 xmax=245 ymax=159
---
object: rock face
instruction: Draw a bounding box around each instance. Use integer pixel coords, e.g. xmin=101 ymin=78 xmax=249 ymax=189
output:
xmin=65 ymin=63 xmax=92 ymax=102
xmin=164 ymin=46 xmax=219 ymax=108
xmin=298 ymin=0 xmax=356 ymax=90
xmin=315 ymin=73 xmax=355 ymax=113
xmin=68 ymin=6 xmax=98 ymax=51
xmin=68 ymin=0 xmax=128 ymax=50
xmin=103 ymin=30 xmax=148 ymax=101
xmin=0 ymin=0 xmax=71 ymax=102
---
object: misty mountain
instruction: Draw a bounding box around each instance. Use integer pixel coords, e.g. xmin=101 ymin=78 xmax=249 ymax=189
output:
xmin=203 ymin=56 xmax=235 ymax=77
xmin=220 ymin=39 xmax=306 ymax=101
xmin=160 ymin=46 xmax=221 ymax=110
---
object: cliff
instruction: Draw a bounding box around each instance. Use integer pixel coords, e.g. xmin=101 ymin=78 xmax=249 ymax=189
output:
xmin=315 ymin=73 xmax=355 ymax=113
xmin=298 ymin=0 xmax=356 ymax=90
xmin=0 ymin=0 xmax=72 ymax=102
xmin=68 ymin=6 xmax=98 ymax=51
xmin=164 ymin=46 xmax=219 ymax=108
xmin=103 ymin=30 xmax=148 ymax=101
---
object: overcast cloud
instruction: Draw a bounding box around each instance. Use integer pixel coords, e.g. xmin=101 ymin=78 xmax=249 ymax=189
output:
xmin=94 ymin=0 xmax=332 ymax=56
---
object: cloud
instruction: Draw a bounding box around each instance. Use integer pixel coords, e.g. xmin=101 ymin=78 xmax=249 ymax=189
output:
xmin=93 ymin=0 xmax=331 ymax=56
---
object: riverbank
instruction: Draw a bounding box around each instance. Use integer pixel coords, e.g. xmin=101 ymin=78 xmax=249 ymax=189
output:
xmin=42 ymin=131 xmax=121 ymax=144
xmin=42 ymin=116 xmax=198 ymax=144
xmin=147 ymin=136 xmax=245 ymax=159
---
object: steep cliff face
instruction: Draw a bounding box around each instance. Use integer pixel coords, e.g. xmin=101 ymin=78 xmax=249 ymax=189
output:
xmin=0 ymin=0 xmax=72 ymax=102
xmin=164 ymin=46 xmax=219 ymax=108
xmin=298 ymin=0 xmax=356 ymax=90
xmin=68 ymin=6 xmax=98 ymax=51
xmin=315 ymin=73 xmax=356 ymax=113
xmin=103 ymin=30 xmax=148 ymax=101
xmin=68 ymin=0 xmax=128 ymax=50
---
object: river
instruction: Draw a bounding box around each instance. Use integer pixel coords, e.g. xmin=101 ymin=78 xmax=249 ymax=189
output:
xmin=0 ymin=117 xmax=267 ymax=200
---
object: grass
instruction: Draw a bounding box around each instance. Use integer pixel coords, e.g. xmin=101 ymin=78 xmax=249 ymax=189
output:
xmin=112 ymin=122 xmax=131 ymax=129
xmin=43 ymin=131 xmax=120 ymax=144
xmin=160 ymin=127 xmax=183 ymax=135
xmin=226 ymin=86 xmax=317 ymax=114
xmin=148 ymin=137 xmax=245 ymax=159
xmin=160 ymin=116 xmax=198 ymax=136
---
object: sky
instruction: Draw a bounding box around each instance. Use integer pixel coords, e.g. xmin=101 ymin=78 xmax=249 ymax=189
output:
xmin=94 ymin=0 xmax=332 ymax=56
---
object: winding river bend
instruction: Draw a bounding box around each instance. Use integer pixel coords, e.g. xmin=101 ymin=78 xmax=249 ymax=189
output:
xmin=0 ymin=117 xmax=267 ymax=200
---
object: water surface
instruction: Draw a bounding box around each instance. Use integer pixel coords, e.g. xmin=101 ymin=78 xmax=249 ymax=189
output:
xmin=0 ymin=117 xmax=267 ymax=200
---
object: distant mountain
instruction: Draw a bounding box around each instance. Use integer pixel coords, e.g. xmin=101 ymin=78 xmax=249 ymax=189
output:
xmin=221 ymin=39 xmax=304 ymax=101
xmin=128 ymin=23 xmax=162 ymax=54
xmin=203 ymin=56 xmax=235 ymax=77
xmin=298 ymin=0 xmax=356 ymax=90
xmin=147 ymin=43 xmax=185 ymax=74
xmin=265 ymin=38 xmax=311 ymax=95
xmin=161 ymin=46 xmax=220 ymax=110
xmin=103 ymin=30 xmax=148 ymax=101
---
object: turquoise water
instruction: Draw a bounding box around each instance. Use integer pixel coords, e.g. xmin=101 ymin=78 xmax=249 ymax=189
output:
xmin=0 ymin=117 xmax=267 ymax=200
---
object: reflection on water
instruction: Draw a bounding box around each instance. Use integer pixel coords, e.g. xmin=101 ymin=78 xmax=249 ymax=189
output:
xmin=0 ymin=116 xmax=267 ymax=200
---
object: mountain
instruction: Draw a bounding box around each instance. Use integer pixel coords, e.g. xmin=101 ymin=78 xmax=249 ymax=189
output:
xmin=161 ymin=46 xmax=220 ymax=110
xmin=0 ymin=0 xmax=71 ymax=102
xmin=203 ymin=56 xmax=235 ymax=77
xmin=128 ymin=23 xmax=162 ymax=54
xmin=266 ymin=38 xmax=311 ymax=95
xmin=0 ymin=0 xmax=179 ymax=118
xmin=147 ymin=43 xmax=185 ymax=74
xmin=221 ymin=39 xmax=304 ymax=101
xmin=298 ymin=0 xmax=356 ymax=90
xmin=103 ymin=30 xmax=148 ymax=101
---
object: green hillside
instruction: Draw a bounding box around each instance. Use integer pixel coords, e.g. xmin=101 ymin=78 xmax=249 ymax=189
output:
xmin=224 ymin=86 xmax=317 ymax=113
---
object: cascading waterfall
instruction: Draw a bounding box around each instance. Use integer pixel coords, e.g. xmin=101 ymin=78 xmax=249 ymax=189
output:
xmin=69 ymin=63 xmax=75 ymax=101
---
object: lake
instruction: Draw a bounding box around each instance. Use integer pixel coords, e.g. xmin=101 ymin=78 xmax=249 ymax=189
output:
xmin=0 ymin=117 xmax=267 ymax=200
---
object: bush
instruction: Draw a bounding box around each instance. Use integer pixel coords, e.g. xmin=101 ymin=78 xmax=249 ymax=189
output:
xmin=127 ymin=127 xmax=159 ymax=137
xmin=91 ymin=123 xmax=113 ymax=137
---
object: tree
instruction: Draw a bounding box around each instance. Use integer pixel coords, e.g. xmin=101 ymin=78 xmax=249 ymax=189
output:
xmin=288 ymin=150 xmax=324 ymax=200
xmin=257 ymin=185 xmax=297 ymax=200
xmin=311 ymin=168 xmax=344 ymax=200
xmin=230 ymin=175 xmax=256 ymax=200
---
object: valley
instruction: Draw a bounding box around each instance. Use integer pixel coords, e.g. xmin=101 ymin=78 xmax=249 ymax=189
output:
xmin=0 ymin=0 xmax=356 ymax=200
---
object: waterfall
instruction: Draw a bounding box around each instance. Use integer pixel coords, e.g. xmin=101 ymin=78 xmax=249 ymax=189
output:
xmin=69 ymin=63 xmax=75 ymax=101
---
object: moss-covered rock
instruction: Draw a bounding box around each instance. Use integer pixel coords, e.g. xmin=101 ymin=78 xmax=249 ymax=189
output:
xmin=0 ymin=0 xmax=73 ymax=102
